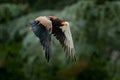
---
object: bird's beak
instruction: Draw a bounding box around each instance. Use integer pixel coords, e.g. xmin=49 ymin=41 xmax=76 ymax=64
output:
xmin=61 ymin=21 xmax=67 ymax=26
xmin=29 ymin=26 xmax=32 ymax=30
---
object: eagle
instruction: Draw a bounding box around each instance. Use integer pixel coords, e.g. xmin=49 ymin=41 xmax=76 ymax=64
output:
xmin=30 ymin=16 xmax=76 ymax=62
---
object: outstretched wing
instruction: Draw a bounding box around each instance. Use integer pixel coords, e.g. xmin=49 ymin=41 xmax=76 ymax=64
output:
xmin=52 ymin=22 xmax=76 ymax=61
xmin=30 ymin=21 xmax=51 ymax=62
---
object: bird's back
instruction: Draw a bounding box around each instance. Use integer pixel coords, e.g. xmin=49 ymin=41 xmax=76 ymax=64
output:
xmin=35 ymin=16 xmax=52 ymax=30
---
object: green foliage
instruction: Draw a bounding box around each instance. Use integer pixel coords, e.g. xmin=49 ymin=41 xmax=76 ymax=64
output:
xmin=0 ymin=0 xmax=120 ymax=80
xmin=0 ymin=0 xmax=78 ymax=11
xmin=76 ymin=52 xmax=109 ymax=80
xmin=0 ymin=42 xmax=28 ymax=80
xmin=74 ymin=1 xmax=120 ymax=54
xmin=0 ymin=4 xmax=29 ymax=23
xmin=74 ymin=1 xmax=120 ymax=80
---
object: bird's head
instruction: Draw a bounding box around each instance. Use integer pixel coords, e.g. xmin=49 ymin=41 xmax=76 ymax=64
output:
xmin=29 ymin=20 xmax=39 ymax=31
xmin=61 ymin=21 xmax=68 ymax=26
xmin=48 ymin=16 xmax=57 ymax=20
xmin=29 ymin=20 xmax=43 ymax=37
xmin=49 ymin=16 xmax=67 ymax=27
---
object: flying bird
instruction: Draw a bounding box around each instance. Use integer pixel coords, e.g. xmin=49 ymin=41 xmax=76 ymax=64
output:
xmin=30 ymin=16 xmax=76 ymax=62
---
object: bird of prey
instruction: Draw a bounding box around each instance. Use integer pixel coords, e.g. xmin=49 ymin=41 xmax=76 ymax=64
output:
xmin=30 ymin=16 xmax=76 ymax=62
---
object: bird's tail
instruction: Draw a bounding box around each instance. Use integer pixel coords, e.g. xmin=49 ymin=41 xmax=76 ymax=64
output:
xmin=45 ymin=43 xmax=51 ymax=62
xmin=45 ymin=34 xmax=51 ymax=62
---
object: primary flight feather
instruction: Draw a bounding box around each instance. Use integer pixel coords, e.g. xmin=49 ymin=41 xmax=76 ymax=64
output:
xmin=30 ymin=16 xmax=76 ymax=62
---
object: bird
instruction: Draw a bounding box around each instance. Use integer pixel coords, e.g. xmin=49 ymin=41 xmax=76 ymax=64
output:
xmin=29 ymin=16 xmax=76 ymax=62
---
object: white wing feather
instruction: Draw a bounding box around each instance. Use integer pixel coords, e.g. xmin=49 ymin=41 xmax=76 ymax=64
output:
xmin=61 ymin=22 xmax=76 ymax=60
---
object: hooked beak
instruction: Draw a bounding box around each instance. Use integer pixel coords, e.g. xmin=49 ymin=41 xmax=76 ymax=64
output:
xmin=61 ymin=21 xmax=67 ymax=26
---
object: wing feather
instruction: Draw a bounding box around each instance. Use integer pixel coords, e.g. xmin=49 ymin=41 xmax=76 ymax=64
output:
xmin=35 ymin=16 xmax=52 ymax=30
xmin=52 ymin=22 xmax=76 ymax=61
xmin=30 ymin=21 xmax=51 ymax=62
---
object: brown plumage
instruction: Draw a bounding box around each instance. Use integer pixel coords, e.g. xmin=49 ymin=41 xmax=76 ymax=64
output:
xmin=35 ymin=16 xmax=52 ymax=30
xmin=30 ymin=16 xmax=76 ymax=62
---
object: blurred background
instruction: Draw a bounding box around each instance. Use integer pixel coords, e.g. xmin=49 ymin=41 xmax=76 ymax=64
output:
xmin=0 ymin=0 xmax=120 ymax=80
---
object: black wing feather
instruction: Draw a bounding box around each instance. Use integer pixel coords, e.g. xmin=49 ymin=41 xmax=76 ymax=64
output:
xmin=30 ymin=21 xmax=51 ymax=62
xmin=52 ymin=26 xmax=68 ymax=53
xmin=52 ymin=26 xmax=76 ymax=61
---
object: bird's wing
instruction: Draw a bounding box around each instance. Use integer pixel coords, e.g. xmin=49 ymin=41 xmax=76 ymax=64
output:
xmin=30 ymin=21 xmax=51 ymax=62
xmin=52 ymin=22 xmax=76 ymax=61
xmin=35 ymin=16 xmax=52 ymax=30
